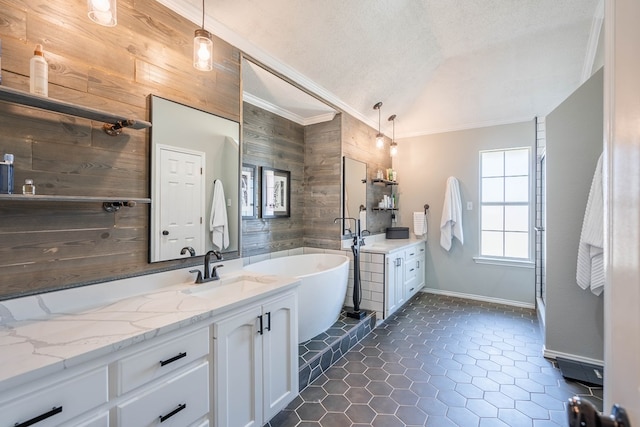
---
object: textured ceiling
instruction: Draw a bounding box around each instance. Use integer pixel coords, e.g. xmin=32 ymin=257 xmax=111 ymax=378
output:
xmin=158 ymin=0 xmax=601 ymax=138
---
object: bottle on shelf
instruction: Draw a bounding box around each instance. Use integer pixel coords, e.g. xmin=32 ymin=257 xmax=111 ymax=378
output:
xmin=0 ymin=153 xmax=14 ymax=194
xmin=29 ymin=44 xmax=48 ymax=97
xmin=22 ymin=179 xmax=36 ymax=195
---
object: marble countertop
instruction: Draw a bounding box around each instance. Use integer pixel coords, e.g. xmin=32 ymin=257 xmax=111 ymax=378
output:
xmin=360 ymin=237 xmax=426 ymax=254
xmin=0 ymin=269 xmax=300 ymax=393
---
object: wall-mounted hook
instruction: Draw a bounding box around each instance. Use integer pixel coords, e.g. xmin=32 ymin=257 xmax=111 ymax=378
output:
xmin=103 ymin=200 xmax=138 ymax=212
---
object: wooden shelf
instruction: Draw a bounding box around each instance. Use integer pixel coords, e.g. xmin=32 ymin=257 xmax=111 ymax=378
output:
xmin=0 ymin=194 xmax=150 ymax=203
xmin=372 ymin=178 xmax=398 ymax=186
xmin=0 ymin=194 xmax=150 ymax=212
xmin=0 ymin=86 xmax=151 ymax=133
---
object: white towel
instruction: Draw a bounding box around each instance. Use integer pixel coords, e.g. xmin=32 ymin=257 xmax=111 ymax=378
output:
xmin=413 ymin=212 xmax=427 ymax=238
xmin=440 ymin=176 xmax=464 ymax=251
xmin=576 ymin=154 xmax=604 ymax=296
xmin=209 ymin=179 xmax=229 ymax=250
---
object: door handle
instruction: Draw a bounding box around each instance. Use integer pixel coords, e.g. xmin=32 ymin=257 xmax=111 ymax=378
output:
xmin=162 ymin=230 xmax=169 ymax=235
xmin=534 ymin=227 xmax=545 ymax=232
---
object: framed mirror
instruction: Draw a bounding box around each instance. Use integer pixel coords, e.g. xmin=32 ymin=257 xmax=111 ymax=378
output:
xmin=150 ymin=95 xmax=240 ymax=262
xmin=342 ymin=156 xmax=367 ymax=236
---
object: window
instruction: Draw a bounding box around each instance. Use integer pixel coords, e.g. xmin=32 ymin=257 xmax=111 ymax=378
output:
xmin=479 ymin=148 xmax=531 ymax=260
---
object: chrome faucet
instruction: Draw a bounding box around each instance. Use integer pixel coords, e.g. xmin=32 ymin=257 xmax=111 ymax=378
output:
xmin=190 ymin=250 xmax=224 ymax=284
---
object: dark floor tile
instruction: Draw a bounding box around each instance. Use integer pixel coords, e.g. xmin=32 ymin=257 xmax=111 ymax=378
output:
xmin=269 ymin=293 xmax=596 ymax=427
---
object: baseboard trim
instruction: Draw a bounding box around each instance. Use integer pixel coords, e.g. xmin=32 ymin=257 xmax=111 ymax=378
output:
xmin=542 ymin=347 xmax=604 ymax=366
xmin=421 ymin=288 xmax=535 ymax=310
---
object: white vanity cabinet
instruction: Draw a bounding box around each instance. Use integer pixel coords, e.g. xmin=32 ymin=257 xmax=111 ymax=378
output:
xmin=404 ymin=244 xmax=426 ymax=300
xmin=212 ymin=290 xmax=298 ymax=427
xmin=113 ymin=327 xmax=211 ymax=427
xmin=384 ymin=241 xmax=426 ymax=318
xmin=1 ymin=366 xmax=109 ymax=427
xmin=385 ymin=254 xmax=405 ymax=317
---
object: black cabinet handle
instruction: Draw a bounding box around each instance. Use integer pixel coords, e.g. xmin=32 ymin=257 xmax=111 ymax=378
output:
xmin=162 ymin=230 xmax=169 ymax=236
xmin=14 ymin=406 xmax=63 ymax=427
xmin=266 ymin=312 xmax=271 ymax=331
xmin=258 ymin=315 xmax=264 ymax=335
xmin=159 ymin=352 xmax=187 ymax=367
xmin=159 ymin=403 xmax=186 ymax=423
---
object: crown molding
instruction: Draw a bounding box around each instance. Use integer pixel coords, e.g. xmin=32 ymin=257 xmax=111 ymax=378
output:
xmin=243 ymin=92 xmax=336 ymax=126
xmin=397 ymin=115 xmax=535 ymax=139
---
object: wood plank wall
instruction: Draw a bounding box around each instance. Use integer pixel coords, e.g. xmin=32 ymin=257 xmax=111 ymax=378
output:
xmin=0 ymin=0 xmax=240 ymax=299
xmin=342 ymin=113 xmax=393 ymax=234
xmin=303 ymin=114 xmax=343 ymax=249
xmin=242 ymin=103 xmax=305 ymax=256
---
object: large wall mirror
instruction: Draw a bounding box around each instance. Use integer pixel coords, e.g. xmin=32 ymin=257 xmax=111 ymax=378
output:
xmin=342 ymin=156 xmax=367 ymax=237
xmin=150 ymin=95 xmax=240 ymax=262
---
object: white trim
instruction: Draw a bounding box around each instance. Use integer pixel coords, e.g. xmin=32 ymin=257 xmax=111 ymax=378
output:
xmin=581 ymin=0 xmax=605 ymax=84
xmin=473 ymin=257 xmax=535 ymax=268
xmin=242 ymin=92 xmax=336 ymax=126
xmin=421 ymin=288 xmax=535 ymax=309
xmin=542 ymin=347 xmax=604 ymax=366
xmin=397 ymin=116 xmax=535 ymax=139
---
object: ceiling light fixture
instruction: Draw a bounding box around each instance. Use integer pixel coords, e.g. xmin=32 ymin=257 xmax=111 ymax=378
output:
xmin=373 ymin=102 xmax=384 ymax=149
xmin=88 ymin=0 xmax=117 ymax=27
xmin=193 ymin=0 xmax=213 ymax=72
xmin=388 ymin=114 xmax=398 ymax=157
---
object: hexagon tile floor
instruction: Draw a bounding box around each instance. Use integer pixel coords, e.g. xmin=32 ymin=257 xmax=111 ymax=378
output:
xmin=266 ymin=293 xmax=603 ymax=427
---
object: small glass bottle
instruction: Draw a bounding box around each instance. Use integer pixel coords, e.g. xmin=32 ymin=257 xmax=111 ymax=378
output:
xmin=22 ymin=179 xmax=35 ymax=195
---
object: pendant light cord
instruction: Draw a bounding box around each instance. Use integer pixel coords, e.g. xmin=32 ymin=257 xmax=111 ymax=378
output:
xmin=201 ymin=0 xmax=205 ymax=29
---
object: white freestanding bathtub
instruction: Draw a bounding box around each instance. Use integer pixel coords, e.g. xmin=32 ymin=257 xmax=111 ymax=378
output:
xmin=244 ymin=253 xmax=349 ymax=343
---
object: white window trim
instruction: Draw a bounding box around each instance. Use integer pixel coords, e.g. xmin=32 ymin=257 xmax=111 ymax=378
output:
xmin=473 ymin=256 xmax=535 ymax=268
xmin=479 ymin=147 xmax=534 ymax=262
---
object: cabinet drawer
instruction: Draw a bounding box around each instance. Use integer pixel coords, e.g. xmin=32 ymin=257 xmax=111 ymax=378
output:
xmin=117 ymin=362 xmax=209 ymax=427
xmin=404 ymin=247 xmax=419 ymax=260
xmin=405 ymin=258 xmax=418 ymax=281
xmin=116 ymin=327 xmax=209 ymax=395
xmin=4 ymin=367 xmax=108 ymax=427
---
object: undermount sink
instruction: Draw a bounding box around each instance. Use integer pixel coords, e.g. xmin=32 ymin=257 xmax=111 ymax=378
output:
xmin=182 ymin=274 xmax=278 ymax=298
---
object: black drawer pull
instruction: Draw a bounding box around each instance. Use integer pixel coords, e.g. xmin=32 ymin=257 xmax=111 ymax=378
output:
xmin=15 ymin=406 xmax=63 ymax=427
xmin=159 ymin=403 xmax=186 ymax=423
xmin=410 ymin=268 xmax=415 ymax=272
xmin=159 ymin=352 xmax=187 ymax=367
xmin=258 ymin=315 xmax=264 ymax=335
xmin=266 ymin=312 xmax=271 ymax=331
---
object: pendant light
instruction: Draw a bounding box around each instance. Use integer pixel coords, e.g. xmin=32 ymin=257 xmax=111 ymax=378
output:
xmin=373 ymin=102 xmax=384 ymax=149
xmin=88 ymin=0 xmax=117 ymax=27
xmin=388 ymin=115 xmax=398 ymax=157
xmin=193 ymin=0 xmax=213 ymax=72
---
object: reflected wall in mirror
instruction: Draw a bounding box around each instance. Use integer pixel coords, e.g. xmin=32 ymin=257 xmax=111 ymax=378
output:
xmin=150 ymin=95 xmax=240 ymax=262
xmin=343 ymin=156 xmax=367 ymax=236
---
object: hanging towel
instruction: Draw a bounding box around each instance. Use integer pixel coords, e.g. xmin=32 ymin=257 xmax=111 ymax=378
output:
xmin=413 ymin=212 xmax=428 ymax=239
xmin=209 ymin=179 xmax=229 ymax=250
xmin=440 ymin=176 xmax=464 ymax=251
xmin=576 ymin=153 xmax=604 ymax=296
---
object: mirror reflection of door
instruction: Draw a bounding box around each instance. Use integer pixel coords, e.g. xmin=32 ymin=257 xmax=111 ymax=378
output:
xmin=155 ymin=145 xmax=205 ymax=260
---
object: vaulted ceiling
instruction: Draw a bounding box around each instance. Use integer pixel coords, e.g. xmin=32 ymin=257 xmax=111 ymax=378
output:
xmin=158 ymin=0 xmax=602 ymax=138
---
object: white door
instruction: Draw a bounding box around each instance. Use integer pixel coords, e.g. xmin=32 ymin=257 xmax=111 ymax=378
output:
xmin=262 ymin=294 xmax=298 ymax=422
xmin=157 ymin=146 xmax=205 ymax=261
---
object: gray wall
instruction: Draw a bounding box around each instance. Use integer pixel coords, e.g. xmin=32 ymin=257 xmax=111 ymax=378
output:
xmin=394 ymin=121 xmax=536 ymax=306
xmin=545 ymin=68 xmax=604 ymax=362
